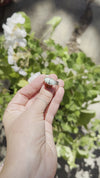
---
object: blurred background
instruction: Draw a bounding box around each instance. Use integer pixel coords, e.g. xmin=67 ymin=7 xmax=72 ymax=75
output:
xmin=0 ymin=0 xmax=100 ymax=177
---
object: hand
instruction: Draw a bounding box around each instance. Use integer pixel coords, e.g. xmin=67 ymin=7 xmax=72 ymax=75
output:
xmin=1 ymin=74 xmax=64 ymax=178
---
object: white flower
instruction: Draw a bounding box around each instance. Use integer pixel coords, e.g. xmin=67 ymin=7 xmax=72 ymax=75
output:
xmin=28 ymin=72 xmax=41 ymax=83
xmin=84 ymin=69 xmax=88 ymax=73
xmin=82 ymin=76 xmax=88 ymax=79
xmin=3 ymin=13 xmax=28 ymax=77
xmin=64 ymin=67 xmax=77 ymax=75
xmin=8 ymin=46 xmax=15 ymax=65
xmin=19 ymin=69 xmax=27 ymax=76
xmin=12 ymin=65 xmax=20 ymax=72
xmin=2 ymin=13 xmax=27 ymax=48
xmin=86 ymin=80 xmax=91 ymax=84
xmin=7 ymin=46 xmax=27 ymax=76
xmin=12 ymin=64 xmax=27 ymax=76
xmin=8 ymin=55 xmax=14 ymax=65
xmin=7 ymin=13 xmax=25 ymax=25
xmin=8 ymin=46 xmax=14 ymax=55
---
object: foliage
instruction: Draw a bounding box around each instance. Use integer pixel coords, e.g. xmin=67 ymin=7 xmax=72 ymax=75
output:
xmin=0 ymin=12 xmax=100 ymax=169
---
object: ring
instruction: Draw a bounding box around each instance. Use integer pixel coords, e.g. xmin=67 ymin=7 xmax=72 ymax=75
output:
xmin=44 ymin=77 xmax=59 ymax=86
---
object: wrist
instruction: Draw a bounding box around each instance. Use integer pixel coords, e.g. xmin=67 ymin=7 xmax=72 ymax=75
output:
xmin=0 ymin=163 xmax=28 ymax=178
xmin=0 ymin=154 xmax=33 ymax=178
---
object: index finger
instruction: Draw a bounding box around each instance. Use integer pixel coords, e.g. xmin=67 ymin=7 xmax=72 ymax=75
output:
xmin=9 ymin=74 xmax=45 ymax=106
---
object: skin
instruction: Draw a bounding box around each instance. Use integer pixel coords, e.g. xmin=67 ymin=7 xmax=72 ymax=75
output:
xmin=0 ymin=74 xmax=64 ymax=178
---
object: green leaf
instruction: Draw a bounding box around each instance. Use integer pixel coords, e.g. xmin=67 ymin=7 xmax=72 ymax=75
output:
xmin=73 ymin=127 xmax=79 ymax=134
xmin=78 ymin=109 xmax=95 ymax=126
xmin=44 ymin=39 xmax=55 ymax=46
xmin=93 ymin=66 xmax=100 ymax=73
xmin=17 ymin=79 xmax=28 ymax=87
xmin=64 ymin=79 xmax=73 ymax=89
xmin=61 ymin=123 xmax=72 ymax=133
xmin=79 ymin=136 xmax=95 ymax=150
xmin=77 ymin=148 xmax=89 ymax=158
xmin=87 ymin=89 xmax=99 ymax=99
xmin=57 ymin=145 xmax=77 ymax=169
xmin=47 ymin=16 xmax=62 ymax=30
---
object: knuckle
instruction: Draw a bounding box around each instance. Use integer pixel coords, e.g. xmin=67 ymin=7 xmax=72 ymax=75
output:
xmin=40 ymin=88 xmax=53 ymax=101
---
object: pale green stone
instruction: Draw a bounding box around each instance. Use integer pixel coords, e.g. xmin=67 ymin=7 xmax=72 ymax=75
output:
xmin=44 ymin=77 xmax=58 ymax=85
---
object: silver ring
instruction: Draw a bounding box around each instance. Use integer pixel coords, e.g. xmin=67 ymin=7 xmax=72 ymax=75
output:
xmin=44 ymin=77 xmax=59 ymax=86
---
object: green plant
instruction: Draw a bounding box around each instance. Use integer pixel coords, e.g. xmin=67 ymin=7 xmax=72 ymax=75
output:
xmin=0 ymin=12 xmax=100 ymax=168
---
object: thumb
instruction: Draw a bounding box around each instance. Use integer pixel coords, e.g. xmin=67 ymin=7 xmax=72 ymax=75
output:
xmin=33 ymin=85 xmax=55 ymax=113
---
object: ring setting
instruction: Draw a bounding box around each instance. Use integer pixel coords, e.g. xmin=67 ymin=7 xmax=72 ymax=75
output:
xmin=44 ymin=77 xmax=59 ymax=87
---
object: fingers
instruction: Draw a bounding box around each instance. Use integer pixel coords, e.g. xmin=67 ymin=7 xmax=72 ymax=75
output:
xmin=26 ymin=74 xmax=57 ymax=108
xmin=29 ymin=74 xmax=58 ymax=114
xmin=45 ymin=79 xmax=64 ymax=124
xmin=9 ymin=74 xmax=45 ymax=106
xmin=7 ymin=73 xmax=64 ymax=125
xmin=9 ymin=74 xmax=57 ymax=107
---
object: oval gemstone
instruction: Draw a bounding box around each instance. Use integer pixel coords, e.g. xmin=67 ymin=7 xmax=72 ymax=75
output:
xmin=44 ymin=77 xmax=57 ymax=86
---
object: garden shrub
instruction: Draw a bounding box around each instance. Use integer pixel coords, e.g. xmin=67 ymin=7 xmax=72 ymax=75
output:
xmin=0 ymin=12 xmax=100 ymax=168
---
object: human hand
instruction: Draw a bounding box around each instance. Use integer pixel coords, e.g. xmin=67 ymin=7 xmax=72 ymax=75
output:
xmin=1 ymin=74 xmax=64 ymax=178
